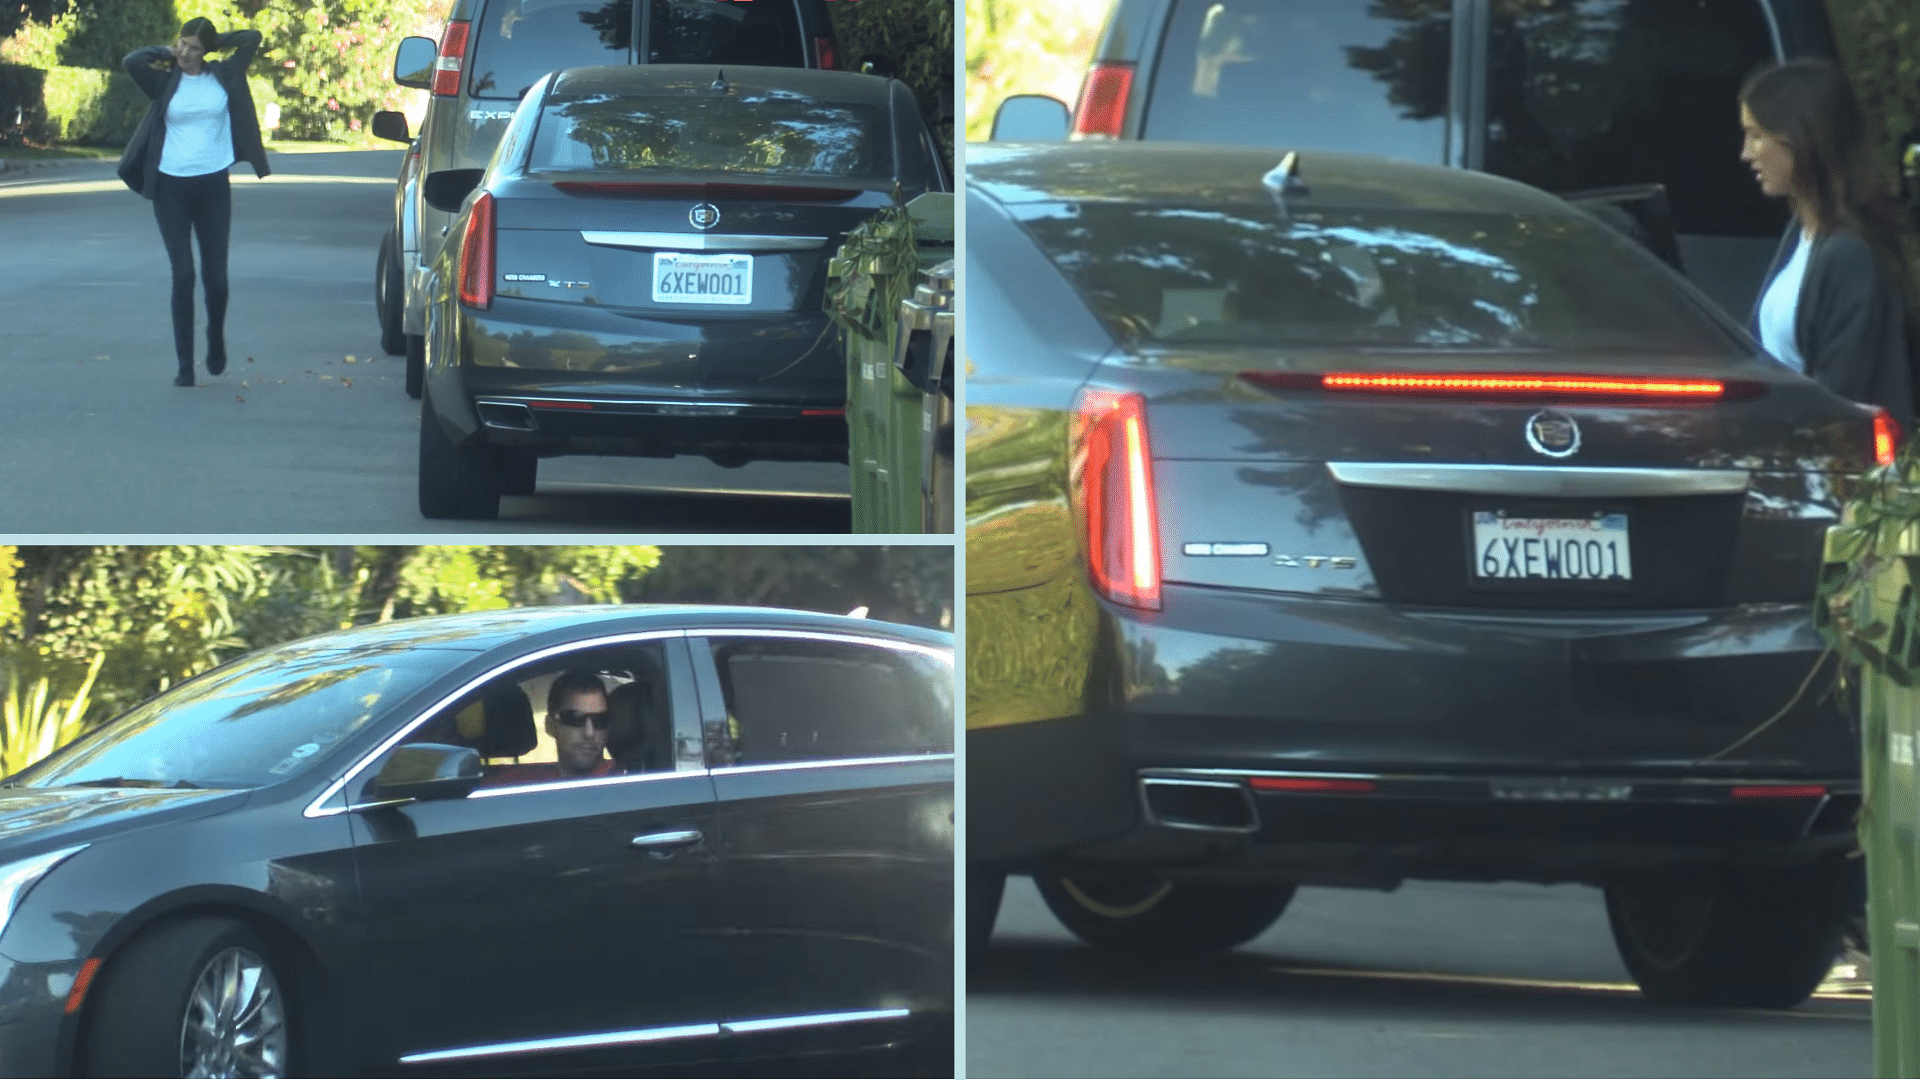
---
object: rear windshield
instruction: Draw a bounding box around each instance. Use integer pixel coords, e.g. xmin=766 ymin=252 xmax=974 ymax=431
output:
xmin=529 ymin=91 xmax=891 ymax=176
xmin=1012 ymin=201 xmax=1741 ymax=353
xmin=469 ymin=0 xmax=807 ymax=99
xmin=1141 ymin=0 xmax=1451 ymax=163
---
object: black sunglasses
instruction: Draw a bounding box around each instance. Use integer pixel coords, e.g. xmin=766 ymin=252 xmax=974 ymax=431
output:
xmin=556 ymin=709 xmax=611 ymax=729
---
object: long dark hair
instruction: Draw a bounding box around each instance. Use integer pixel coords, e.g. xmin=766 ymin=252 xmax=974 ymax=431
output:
xmin=1740 ymin=58 xmax=1909 ymax=291
xmin=180 ymin=16 xmax=221 ymax=53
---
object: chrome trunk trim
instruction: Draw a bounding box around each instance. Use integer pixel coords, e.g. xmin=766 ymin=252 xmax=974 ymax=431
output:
xmin=581 ymin=231 xmax=828 ymax=252
xmin=1326 ymin=462 xmax=1751 ymax=497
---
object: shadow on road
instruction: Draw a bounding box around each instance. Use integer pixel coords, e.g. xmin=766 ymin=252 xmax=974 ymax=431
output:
xmin=971 ymin=940 xmax=1870 ymax=1029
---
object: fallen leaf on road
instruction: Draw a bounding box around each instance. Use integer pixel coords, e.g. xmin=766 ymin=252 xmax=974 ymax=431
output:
xmin=341 ymin=377 xmax=353 ymax=387
xmin=344 ymin=356 xmax=358 ymax=364
xmin=320 ymin=374 xmax=333 ymax=382
xmin=246 ymin=357 xmax=255 ymax=363
xmin=241 ymin=380 xmax=250 ymax=389
xmin=95 ymin=354 xmax=108 ymax=361
xmin=235 ymin=396 xmax=245 ymax=403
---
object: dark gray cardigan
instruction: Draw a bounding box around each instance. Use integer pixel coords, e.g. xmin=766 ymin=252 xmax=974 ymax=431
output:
xmin=1751 ymin=217 xmax=1914 ymax=428
xmin=117 ymin=29 xmax=269 ymax=198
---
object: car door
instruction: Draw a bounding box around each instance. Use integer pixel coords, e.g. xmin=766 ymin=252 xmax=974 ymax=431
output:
xmin=343 ymin=634 xmax=725 ymax=1069
xmin=691 ymin=628 xmax=953 ymax=1051
xmin=1475 ymin=0 xmax=1818 ymax=319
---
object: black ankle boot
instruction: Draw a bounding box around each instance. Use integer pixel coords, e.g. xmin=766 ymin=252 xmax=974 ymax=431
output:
xmin=206 ymin=343 xmax=227 ymax=376
xmin=174 ymin=361 xmax=194 ymax=387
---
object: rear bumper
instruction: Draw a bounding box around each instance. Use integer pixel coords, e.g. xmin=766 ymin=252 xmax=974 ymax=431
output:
xmin=967 ymin=582 xmax=1858 ymax=880
xmin=441 ymin=299 xmax=847 ymax=464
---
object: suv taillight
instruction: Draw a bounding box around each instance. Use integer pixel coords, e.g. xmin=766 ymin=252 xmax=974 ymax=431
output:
xmin=1073 ymin=388 xmax=1161 ymax=610
xmin=432 ymin=20 xmax=470 ymax=97
xmin=814 ymin=36 xmax=838 ymax=69
xmin=458 ymin=192 xmax=494 ymax=309
xmin=1072 ymin=62 xmax=1134 ymax=139
xmin=1874 ymin=407 xmax=1902 ymax=466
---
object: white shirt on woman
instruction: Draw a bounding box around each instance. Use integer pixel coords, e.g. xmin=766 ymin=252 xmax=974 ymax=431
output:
xmin=1758 ymin=230 xmax=1814 ymax=374
xmin=159 ymin=71 xmax=235 ymax=178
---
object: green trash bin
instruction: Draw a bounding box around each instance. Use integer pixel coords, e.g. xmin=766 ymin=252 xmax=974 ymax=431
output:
xmin=1823 ymin=509 xmax=1920 ymax=1075
xmin=827 ymin=191 xmax=955 ymax=533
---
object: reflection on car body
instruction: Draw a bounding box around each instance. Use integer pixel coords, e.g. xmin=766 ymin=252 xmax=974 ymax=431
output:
xmin=965 ymin=140 xmax=1881 ymax=1011
xmin=0 ymin=605 xmax=952 ymax=1076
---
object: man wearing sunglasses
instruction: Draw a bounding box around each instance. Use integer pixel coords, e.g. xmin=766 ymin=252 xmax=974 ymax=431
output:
xmin=484 ymin=668 xmax=620 ymax=787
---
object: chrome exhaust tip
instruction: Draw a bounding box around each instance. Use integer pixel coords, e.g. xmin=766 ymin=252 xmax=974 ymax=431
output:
xmin=476 ymin=401 xmax=537 ymax=431
xmin=1141 ymin=776 xmax=1260 ymax=834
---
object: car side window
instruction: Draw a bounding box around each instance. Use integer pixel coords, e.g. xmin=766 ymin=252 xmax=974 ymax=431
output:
xmin=644 ymin=0 xmax=805 ymax=66
xmin=1484 ymin=0 xmax=1786 ymax=239
xmin=1142 ymin=0 xmax=1451 ymax=164
xmin=703 ymin=638 xmax=952 ymax=766
xmin=391 ymin=643 xmax=679 ymax=790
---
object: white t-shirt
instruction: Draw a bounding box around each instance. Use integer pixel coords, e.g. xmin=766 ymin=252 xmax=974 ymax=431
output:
xmin=1758 ymin=231 xmax=1814 ymax=374
xmin=159 ymin=71 xmax=235 ymax=178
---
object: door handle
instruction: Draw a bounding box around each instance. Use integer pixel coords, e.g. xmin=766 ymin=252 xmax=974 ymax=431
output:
xmin=631 ymin=829 xmax=703 ymax=855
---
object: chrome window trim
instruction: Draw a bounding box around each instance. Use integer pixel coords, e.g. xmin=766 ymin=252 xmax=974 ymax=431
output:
xmin=709 ymin=752 xmax=954 ymax=779
xmin=1327 ymin=462 xmax=1752 ymax=498
xmin=581 ymin=231 xmax=828 ymax=252
xmin=468 ymin=767 xmax=708 ymax=800
xmin=688 ymin=627 xmax=952 ymax=661
xmin=303 ymin=629 xmax=689 ymax=819
xmin=722 ymin=1007 xmax=912 ymax=1035
xmin=399 ymin=1022 xmax=720 ymax=1064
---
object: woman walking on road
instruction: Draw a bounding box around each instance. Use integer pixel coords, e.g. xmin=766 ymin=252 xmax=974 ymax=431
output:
xmin=1742 ymin=58 xmax=1914 ymax=428
xmin=119 ymin=17 xmax=270 ymax=387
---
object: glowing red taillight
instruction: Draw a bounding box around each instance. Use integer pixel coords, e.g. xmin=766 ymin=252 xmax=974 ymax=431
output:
xmin=814 ymin=36 xmax=838 ymax=70
xmin=1873 ymin=407 xmax=1901 ymax=466
xmin=1730 ymin=784 xmax=1828 ymax=799
xmin=1073 ymin=389 xmax=1161 ymax=610
xmin=1071 ymin=62 xmax=1134 ymax=139
xmin=432 ymin=20 xmax=470 ymax=97
xmin=1250 ymin=776 xmax=1377 ymax=794
xmin=1239 ymin=371 xmax=1767 ymax=401
xmin=457 ymin=192 xmax=494 ymax=309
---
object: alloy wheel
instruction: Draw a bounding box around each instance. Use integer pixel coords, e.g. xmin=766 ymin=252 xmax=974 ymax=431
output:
xmin=179 ymin=946 xmax=288 ymax=1079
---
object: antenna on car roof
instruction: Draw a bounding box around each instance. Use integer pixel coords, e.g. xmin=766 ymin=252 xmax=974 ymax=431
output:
xmin=712 ymin=69 xmax=728 ymax=92
xmin=1262 ymin=151 xmax=1307 ymax=222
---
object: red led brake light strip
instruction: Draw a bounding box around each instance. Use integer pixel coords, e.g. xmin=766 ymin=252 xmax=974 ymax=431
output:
xmin=1318 ymin=373 xmax=1727 ymax=397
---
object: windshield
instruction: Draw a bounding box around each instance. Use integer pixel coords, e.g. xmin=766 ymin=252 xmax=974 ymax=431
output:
xmin=530 ymin=90 xmax=890 ymax=177
xmin=6 ymin=643 xmax=460 ymax=790
xmin=1013 ymin=201 xmax=1743 ymax=354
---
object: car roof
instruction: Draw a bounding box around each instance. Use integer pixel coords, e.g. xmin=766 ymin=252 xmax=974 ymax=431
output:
xmin=546 ymin=64 xmax=896 ymax=107
xmin=968 ymin=142 xmax=1580 ymax=216
xmin=279 ymin=605 xmax=950 ymax=655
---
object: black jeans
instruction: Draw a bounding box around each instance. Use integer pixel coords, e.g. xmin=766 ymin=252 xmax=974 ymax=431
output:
xmin=152 ymin=169 xmax=231 ymax=367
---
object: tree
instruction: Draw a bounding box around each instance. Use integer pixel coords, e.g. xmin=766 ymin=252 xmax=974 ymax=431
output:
xmin=624 ymin=546 xmax=952 ymax=629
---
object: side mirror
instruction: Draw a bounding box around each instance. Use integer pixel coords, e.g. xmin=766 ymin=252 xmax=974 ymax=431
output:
xmin=394 ymin=36 xmax=437 ymax=90
xmin=858 ymin=54 xmax=893 ymax=78
xmin=423 ymin=168 xmax=485 ymax=214
xmin=371 ymin=110 xmax=410 ymax=144
xmin=992 ymin=94 xmax=1071 ymax=142
xmin=366 ymin=743 xmax=482 ymax=803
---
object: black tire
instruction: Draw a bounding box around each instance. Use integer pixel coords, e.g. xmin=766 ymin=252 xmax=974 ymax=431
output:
xmin=968 ymin=865 xmax=1006 ymax=962
xmin=418 ymin=388 xmax=502 ymax=520
xmin=1605 ymin=862 xmax=1855 ymax=1008
xmin=499 ymin=451 xmax=537 ymax=497
xmin=403 ymin=334 xmax=425 ymax=399
xmin=83 ymin=916 xmax=297 ymax=1077
xmin=376 ymin=229 xmax=406 ymax=357
xmin=1035 ymin=867 xmax=1295 ymax=953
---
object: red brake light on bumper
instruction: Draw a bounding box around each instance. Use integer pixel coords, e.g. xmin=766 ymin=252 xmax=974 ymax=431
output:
xmin=1250 ymin=776 xmax=1377 ymax=794
xmin=432 ymin=20 xmax=470 ymax=97
xmin=457 ymin=193 xmax=494 ymax=309
xmin=1873 ymin=407 xmax=1901 ymax=466
xmin=1240 ymin=371 xmax=1758 ymax=399
xmin=1071 ymin=62 xmax=1134 ymax=139
xmin=1073 ymin=389 xmax=1161 ymax=610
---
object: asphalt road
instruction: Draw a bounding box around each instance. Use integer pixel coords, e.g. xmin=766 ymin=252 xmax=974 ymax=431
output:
xmin=0 ymin=151 xmax=851 ymax=533
xmin=967 ymin=876 xmax=1872 ymax=1078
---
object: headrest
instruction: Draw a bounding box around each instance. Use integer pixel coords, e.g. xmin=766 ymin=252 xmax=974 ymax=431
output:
xmin=479 ymin=687 xmax=537 ymax=759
